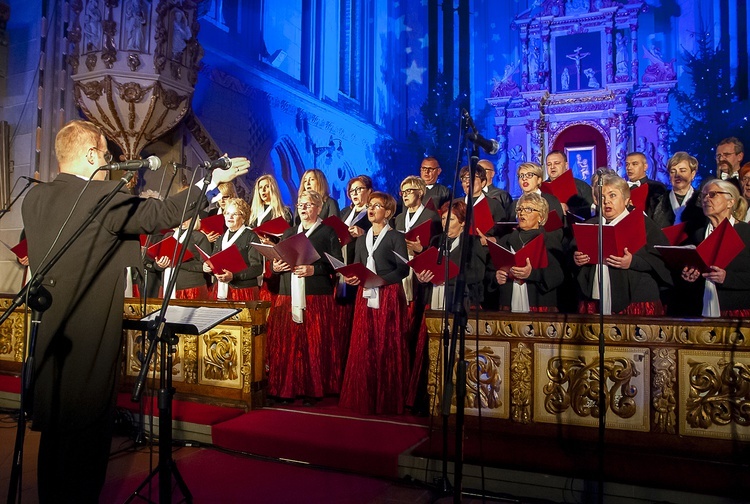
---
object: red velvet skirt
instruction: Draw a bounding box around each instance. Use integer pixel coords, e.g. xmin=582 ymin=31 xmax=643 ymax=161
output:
xmin=266 ymin=294 xmax=339 ymax=399
xmin=225 ymin=286 xmax=260 ymax=301
xmin=579 ymin=300 xmax=664 ymax=316
xmin=175 ymin=285 xmax=211 ymax=300
xmin=339 ymin=283 xmax=409 ymax=415
xmin=500 ymin=306 xmax=558 ymax=313
xmin=721 ymin=309 xmax=750 ymax=318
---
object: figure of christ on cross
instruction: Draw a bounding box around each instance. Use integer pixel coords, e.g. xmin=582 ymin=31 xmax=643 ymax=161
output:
xmin=566 ymin=47 xmax=590 ymax=89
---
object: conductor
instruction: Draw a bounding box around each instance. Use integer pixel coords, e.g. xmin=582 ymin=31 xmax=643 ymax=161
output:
xmin=21 ymin=119 xmax=249 ymax=502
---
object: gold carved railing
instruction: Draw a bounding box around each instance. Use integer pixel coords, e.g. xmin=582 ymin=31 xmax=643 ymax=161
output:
xmin=0 ymin=297 xmax=269 ymax=410
xmin=425 ymin=311 xmax=750 ymax=441
xmin=122 ymin=298 xmax=269 ymax=409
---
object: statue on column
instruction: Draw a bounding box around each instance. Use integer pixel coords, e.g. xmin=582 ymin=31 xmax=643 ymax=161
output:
xmin=497 ymin=131 xmax=510 ymax=191
xmin=615 ymin=32 xmax=629 ymax=79
xmin=125 ymin=0 xmax=147 ymax=52
xmin=528 ymin=42 xmax=540 ymax=85
xmin=83 ymin=0 xmax=102 ymax=52
xmin=656 ymin=122 xmax=670 ymax=184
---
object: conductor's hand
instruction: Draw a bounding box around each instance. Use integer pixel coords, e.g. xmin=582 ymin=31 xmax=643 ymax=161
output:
xmin=573 ymin=250 xmax=590 ymax=267
xmin=211 ymin=155 xmax=251 ymax=185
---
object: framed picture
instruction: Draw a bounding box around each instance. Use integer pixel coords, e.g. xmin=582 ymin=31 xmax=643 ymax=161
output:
xmin=565 ymin=145 xmax=595 ymax=182
xmin=551 ymin=31 xmax=605 ymax=93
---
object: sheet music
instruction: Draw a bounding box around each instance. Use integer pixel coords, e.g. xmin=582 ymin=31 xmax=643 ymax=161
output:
xmin=142 ymin=305 xmax=240 ymax=334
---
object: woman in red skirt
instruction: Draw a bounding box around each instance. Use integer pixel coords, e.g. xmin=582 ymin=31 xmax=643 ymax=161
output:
xmin=339 ymin=192 xmax=410 ymax=415
xmin=203 ymin=198 xmax=264 ymax=301
xmin=266 ymin=189 xmax=342 ymax=405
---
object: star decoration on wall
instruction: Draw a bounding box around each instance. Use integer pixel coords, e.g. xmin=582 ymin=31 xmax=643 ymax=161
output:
xmin=419 ymin=34 xmax=429 ymax=49
xmin=403 ymin=60 xmax=426 ymax=85
xmin=492 ymin=33 xmax=500 ymax=43
xmin=392 ymin=15 xmax=413 ymax=36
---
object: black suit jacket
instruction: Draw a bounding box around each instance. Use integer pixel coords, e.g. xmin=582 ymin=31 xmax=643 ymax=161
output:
xmin=631 ymin=177 xmax=668 ymax=219
xmin=210 ymin=228 xmax=264 ymax=289
xmin=276 ymin=224 xmax=342 ymax=295
xmin=651 ymin=190 xmax=706 ymax=230
xmin=423 ymin=183 xmax=451 ymax=211
xmin=23 ymin=174 xmax=208 ymax=431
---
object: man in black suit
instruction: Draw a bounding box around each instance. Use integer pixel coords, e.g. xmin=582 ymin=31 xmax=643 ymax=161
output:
xmin=715 ymin=137 xmax=744 ymax=191
xmin=419 ymin=156 xmax=451 ymax=211
xmin=625 ymin=151 xmax=667 ymax=218
xmin=22 ymin=120 xmax=248 ymax=502
xmin=477 ymin=158 xmax=512 ymax=217
xmin=545 ymin=150 xmax=593 ymax=220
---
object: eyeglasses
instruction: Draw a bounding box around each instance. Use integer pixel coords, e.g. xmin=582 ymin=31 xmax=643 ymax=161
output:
xmin=224 ymin=212 xmax=243 ymax=218
xmin=715 ymin=152 xmax=738 ymax=159
xmin=399 ymin=188 xmax=419 ymax=196
xmin=518 ymin=172 xmax=538 ymax=180
xmin=420 ymin=166 xmax=439 ymax=172
xmin=349 ymin=186 xmax=367 ymax=195
xmin=460 ymin=175 xmax=471 ymax=182
xmin=515 ymin=206 xmax=540 ymax=214
xmin=92 ymin=147 xmax=113 ymax=163
xmin=297 ymin=203 xmax=317 ymax=209
xmin=366 ymin=203 xmax=384 ymax=210
xmin=701 ymin=190 xmax=731 ymax=200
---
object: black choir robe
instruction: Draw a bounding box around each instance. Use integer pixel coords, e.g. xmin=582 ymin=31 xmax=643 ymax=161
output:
xmin=575 ymin=213 xmax=672 ymax=314
xmin=485 ymin=184 xmax=513 ymax=217
xmin=423 ymin=183 xmax=451 ymax=211
xmin=420 ymin=234 xmax=487 ymax=309
xmin=294 ymin=197 xmax=340 ymax=225
xmin=667 ymin=220 xmax=750 ymax=316
xmin=352 ymin=229 xmax=410 ymax=287
xmin=630 ymin=176 xmax=668 ymax=220
xmin=651 ymin=190 xmax=705 ymax=230
xmin=276 ymin=224 xmax=341 ymax=295
xmin=210 ymin=228 xmax=264 ymax=289
xmin=151 ymin=229 xmax=211 ymax=291
xmin=493 ymin=228 xmax=564 ymax=310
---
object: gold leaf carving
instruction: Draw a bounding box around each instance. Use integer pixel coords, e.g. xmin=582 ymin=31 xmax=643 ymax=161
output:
xmin=511 ymin=342 xmax=532 ymax=423
xmin=651 ymin=348 xmax=676 ymax=433
xmin=543 ymin=355 xmax=639 ymax=419
xmin=686 ymin=358 xmax=750 ymax=429
xmin=461 ymin=347 xmax=503 ymax=410
xmin=202 ymin=330 xmax=238 ymax=381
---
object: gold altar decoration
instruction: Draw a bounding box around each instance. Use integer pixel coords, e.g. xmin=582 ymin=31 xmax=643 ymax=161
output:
xmin=121 ymin=298 xmax=268 ymax=409
xmin=69 ymin=0 xmax=202 ymax=158
xmin=426 ymin=311 xmax=750 ymax=440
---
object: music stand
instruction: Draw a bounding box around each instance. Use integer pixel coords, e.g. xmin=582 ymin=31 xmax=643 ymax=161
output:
xmin=123 ymin=305 xmax=240 ymax=504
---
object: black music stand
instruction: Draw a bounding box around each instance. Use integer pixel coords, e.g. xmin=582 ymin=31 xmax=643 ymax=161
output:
xmin=123 ymin=305 xmax=240 ymax=504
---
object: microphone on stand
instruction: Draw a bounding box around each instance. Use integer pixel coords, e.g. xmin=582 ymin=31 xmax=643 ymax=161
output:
xmin=204 ymin=155 xmax=232 ymax=171
xmin=103 ymin=155 xmax=162 ymax=171
xmin=461 ymin=109 xmax=500 ymax=155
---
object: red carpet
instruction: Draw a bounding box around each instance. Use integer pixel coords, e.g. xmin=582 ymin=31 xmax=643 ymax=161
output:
xmin=211 ymin=401 xmax=428 ymax=478
xmin=101 ymin=448 xmax=402 ymax=504
xmin=0 ymin=374 xmax=20 ymax=394
xmin=116 ymin=392 xmax=245 ymax=426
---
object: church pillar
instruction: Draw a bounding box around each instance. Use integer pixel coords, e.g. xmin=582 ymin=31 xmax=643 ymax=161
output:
xmin=630 ymin=22 xmax=639 ymax=82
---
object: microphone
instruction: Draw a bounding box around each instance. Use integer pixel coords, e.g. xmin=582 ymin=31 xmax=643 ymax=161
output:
xmin=20 ymin=176 xmax=44 ymax=184
xmin=104 ymin=155 xmax=161 ymax=171
xmin=204 ymin=155 xmax=232 ymax=170
xmin=461 ymin=109 xmax=499 ymax=155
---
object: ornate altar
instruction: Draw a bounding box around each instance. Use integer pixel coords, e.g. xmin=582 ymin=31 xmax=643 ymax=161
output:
xmin=488 ymin=0 xmax=677 ymax=196
xmin=426 ymin=311 xmax=750 ymax=445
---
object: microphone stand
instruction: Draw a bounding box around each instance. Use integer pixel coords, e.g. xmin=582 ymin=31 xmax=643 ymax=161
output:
xmin=125 ymin=164 xmax=214 ymax=504
xmin=0 ymin=178 xmax=37 ymax=221
xmin=441 ymin=140 xmax=480 ymax=504
xmin=2 ymin=172 xmax=136 ymax=504
xmin=596 ymin=175 xmax=606 ymax=504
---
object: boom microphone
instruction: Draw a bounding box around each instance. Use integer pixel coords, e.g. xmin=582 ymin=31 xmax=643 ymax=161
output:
xmin=461 ymin=109 xmax=500 ymax=155
xmin=204 ymin=155 xmax=232 ymax=170
xmin=104 ymin=155 xmax=161 ymax=171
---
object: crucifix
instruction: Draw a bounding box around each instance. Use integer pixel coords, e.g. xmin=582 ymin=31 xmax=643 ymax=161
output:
xmin=566 ymin=47 xmax=590 ymax=89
